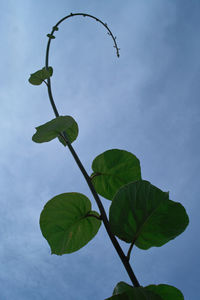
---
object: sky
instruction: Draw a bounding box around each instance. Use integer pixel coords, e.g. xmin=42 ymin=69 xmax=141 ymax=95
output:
xmin=0 ymin=0 xmax=199 ymax=299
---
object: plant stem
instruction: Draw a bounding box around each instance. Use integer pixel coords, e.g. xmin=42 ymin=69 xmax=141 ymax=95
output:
xmin=86 ymin=213 xmax=102 ymax=220
xmin=61 ymin=132 xmax=140 ymax=287
xmin=90 ymin=172 xmax=101 ymax=180
xmin=127 ymin=238 xmax=136 ymax=261
xmin=45 ymin=13 xmax=140 ymax=287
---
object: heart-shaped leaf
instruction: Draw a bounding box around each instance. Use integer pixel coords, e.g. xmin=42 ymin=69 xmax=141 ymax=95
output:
xmin=106 ymin=286 xmax=161 ymax=300
xmin=29 ymin=67 xmax=53 ymax=85
xmin=105 ymin=294 xmax=130 ymax=300
xmin=32 ymin=115 xmax=78 ymax=145
xmin=145 ymin=284 xmax=184 ymax=300
xmin=91 ymin=149 xmax=141 ymax=200
xmin=40 ymin=192 xmax=101 ymax=255
xmin=109 ymin=180 xmax=189 ymax=249
xmin=107 ymin=282 xmax=184 ymax=300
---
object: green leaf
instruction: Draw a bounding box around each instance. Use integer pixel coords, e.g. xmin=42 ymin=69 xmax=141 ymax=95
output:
xmin=113 ymin=282 xmax=134 ymax=295
xmin=108 ymin=282 xmax=183 ymax=300
xmin=28 ymin=67 xmax=53 ymax=85
xmin=91 ymin=149 xmax=141 ymax=200
xmin=109 ymin=180 xmax=189 ymax=249
xmin=106 ymin=286 xmax=161 ymax=300
xmin=105 ymin=294 xmax=130 ymax=300
xmin=47 ymin=33 xmax=55 ymax=39
xmin=145 ymin=284 xmax=184 ymax=300
xmin=40 ymin=192 xmax=101 ymax=255
xmin=32 ymin=115 xmax=78 ymax=145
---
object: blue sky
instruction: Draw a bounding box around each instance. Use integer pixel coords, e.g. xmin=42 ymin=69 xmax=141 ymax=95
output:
xmin=0 ymin=0 xmax=199 ymax=299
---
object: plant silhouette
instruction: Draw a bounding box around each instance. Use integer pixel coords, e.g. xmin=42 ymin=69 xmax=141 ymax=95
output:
xmin=29 ymin=13 xmax=189 ymax=300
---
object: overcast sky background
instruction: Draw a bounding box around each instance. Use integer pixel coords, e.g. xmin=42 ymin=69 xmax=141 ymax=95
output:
xmin=0 ymin=0 xmax=199 ymax=299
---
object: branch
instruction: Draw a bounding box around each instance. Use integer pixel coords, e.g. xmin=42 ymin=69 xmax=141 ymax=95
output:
xmin=44 ymin=13 xmax=140 ymax=288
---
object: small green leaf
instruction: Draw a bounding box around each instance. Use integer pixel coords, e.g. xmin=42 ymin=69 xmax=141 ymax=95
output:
xmin=40 ymin=193 xmax=101 ymax=255
xmin=145 ymin=284 xmax=184 ymax=300
xmin=109 ymin=180 xmax=189 ymax=249
xmin=32 ymin=115 xmax=78 ymax=145
xmin=47 ymin=33 xmax=55 ymax=39
xmin=29 ymin=67 xmax=53 ymax=85
xmin=91 ymin=149 xmax=141 ymax=200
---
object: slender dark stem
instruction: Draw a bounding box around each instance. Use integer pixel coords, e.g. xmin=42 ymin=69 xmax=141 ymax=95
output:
xmin=86 ymin=213 xmax=102 ymax=220
xmin=90 ymin=172 xmax=101 ymax=180
xmin=43 ymin=80 xmax=48 ymax=86
xmin=61 ymin=132 xmax=140 ymax=287
xmin=44 ymin=13 xmax=140 ymax=287
xmin=127 ymin=238 xmax=136 ymax=261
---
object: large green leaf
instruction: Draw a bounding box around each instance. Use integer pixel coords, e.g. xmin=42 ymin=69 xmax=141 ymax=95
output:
xmin=109 ymin=180 xmax=189 ymax=249
xmin=107 ymin=282 xmax=183 ymax=300
xmin=29 ymin=67 xmax=53 ymax=85
xmin=40 ymin=193 xmax=101 ymax=255
xmin=112 ymin=282 xmax=161 ymax=299
xmin=106 ymin=286 xmax=161 ymax=299
xmin=32 ymin=115 xmax=78 ymax=145
xmin=113 ymin=281 xmax=134 ymax=295
xmin=145 ymin=284 xmax=184 ymax=300
xmin=91 ymin=149 xmax=141 ymax=200
xmin=105 ymin=294 xmax=130 ymax=300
